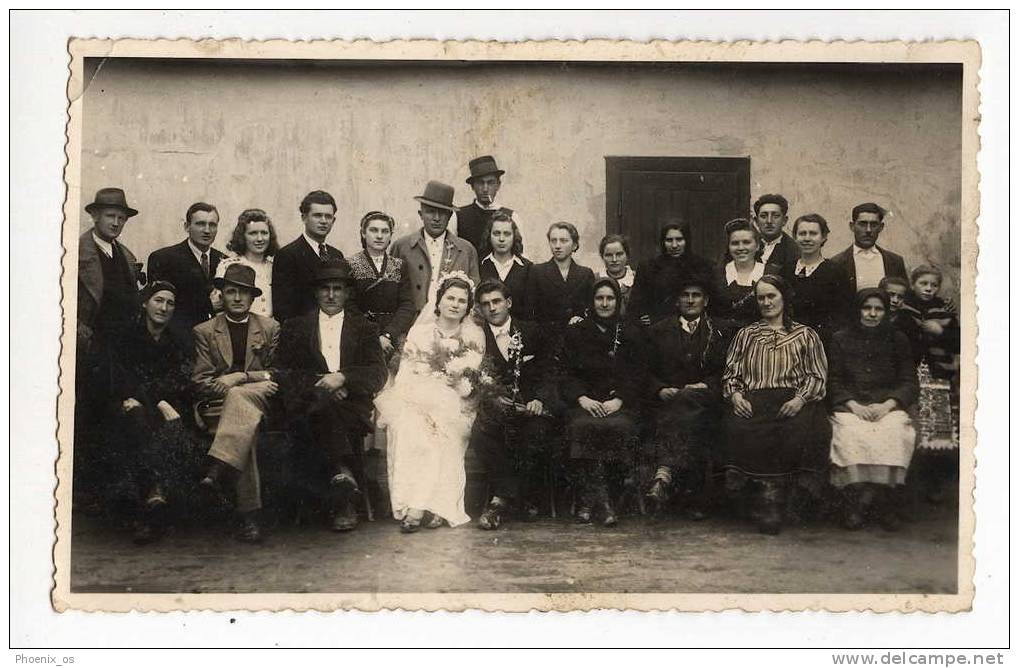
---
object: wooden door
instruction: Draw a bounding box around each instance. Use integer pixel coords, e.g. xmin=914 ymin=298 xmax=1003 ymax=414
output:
xmin=605 ymin=157 xmax=751 ymax=266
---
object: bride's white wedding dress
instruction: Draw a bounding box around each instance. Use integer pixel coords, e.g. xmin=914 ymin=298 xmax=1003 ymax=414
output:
xmin=374 ymin=313 xmax=486 ymax=527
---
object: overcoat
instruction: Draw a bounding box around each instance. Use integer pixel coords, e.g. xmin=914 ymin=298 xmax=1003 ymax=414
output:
xmin=390 ymin=229 xmax=480 ymax=311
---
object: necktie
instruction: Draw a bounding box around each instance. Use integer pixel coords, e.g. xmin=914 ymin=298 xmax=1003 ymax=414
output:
xmin=201 ymin=251 xmax=210 ymax=278
xmin=496 ymin=330 xmax=511 ymax=359
xmin=318 ymin=243 xmax=327 ymax=260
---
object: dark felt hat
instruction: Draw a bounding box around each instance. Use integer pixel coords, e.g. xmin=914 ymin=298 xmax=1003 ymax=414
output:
xmin=466 ymin=155 xmax=505 ymax=184
xmin=312 ymin=259 xmax=357 ymax=286
xmin=413 ymin=180 xmax=457 ymax=212
xmin=213 ymin=263 xmax=263 ymax=297
xmin=85 ymin=187 xmax=138 ymax=218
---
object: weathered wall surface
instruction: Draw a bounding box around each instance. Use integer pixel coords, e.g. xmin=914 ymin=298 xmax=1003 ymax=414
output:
xmin=79 ymin=59 xmax=963 ymax=295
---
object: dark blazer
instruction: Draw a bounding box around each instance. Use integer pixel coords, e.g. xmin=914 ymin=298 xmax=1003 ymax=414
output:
xmin=644 ymin=315 xmax=730 ymax=401
xmin=829 ymin=244 xmax=908 ymax=301
xmin=78 ymin=229 xmax=139 ymax=346
xmin=271 ymin=236 xmax=344 ymax=322
xmin=524 ymin=259 xmax=596 ymax=327
xmin=560 ymin=318 xmax=643 ymax=408
xmin=147 ymin=240 xmax=225 ymax=332
xmin=390 ymin=229 xmax=480 ymax=310
xmin=759 ymin=233 xmax=801 ymax=272
xmin=348 ymin=250 xmax=417 ymax=341
xmin=479 ymin=255 xmax=532 ymax=318
xmin=273 ymin=309 xmax=387 ymax=432
xmin=481 ymin=317 xmax=557 ymax=408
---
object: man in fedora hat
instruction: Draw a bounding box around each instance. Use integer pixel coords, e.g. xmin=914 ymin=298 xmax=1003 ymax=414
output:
xmin=147 ymin=201 xmax=225 ymax=335
xmin=454 ymin=155 xmax=521 ymax=257
xmin=78 ymin=187 xmax=142 ymax=352
xmin=273 ymin=260 xmax=387 ymax=532
xmin=391 ymin=180 xmax=480 ymax=311
xmin=193 ymin=263 xmax=280 ymax=543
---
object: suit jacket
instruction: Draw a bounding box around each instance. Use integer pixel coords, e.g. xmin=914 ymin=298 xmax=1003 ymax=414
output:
xmin=273 ymin=309 xmax=387 ymax=431
xmin=481 ymin=317 xmax=557 ymax=409
xmin=271 ymin=236 xmax=344 ymax=322
xmin=78 ymin=229 xmax=139 ymax=340
xmin=191 ymin=313 xmax=280 ymax=398
xmin=759 ymin=232 xmax=801 ymax=272
xmin=644 ymin=315 xmax=730 ymax=401
xmin=390 ymin=229 xmax=480 ymax=310
xmin=524 ymin=259 xmax=596 ymax=326
xmin=147 ymin=240 xmax=225 ymax=332
xmin=829 ymin=244 xmax=908 ymax=302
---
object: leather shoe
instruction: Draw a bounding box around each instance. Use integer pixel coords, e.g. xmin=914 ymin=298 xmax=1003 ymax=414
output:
xmin=423 ymin=512 xmax=444 ymax=529
xmin=600 ymin=501 xmax=619 ymax=527
xmin=646 ymin=479 xmax=670 ymax=504
xmin=331 ymin=500 xmax=359 ymax=532
xmin=478 ymin=499 xmax=506 ymax=531
xmin=575 ymin=506 xmax=593 ymax=524
xmin=399 ymin=517 xmax=420 ymax=534
xmin=236 ymin=513 xmax=262 ymax=543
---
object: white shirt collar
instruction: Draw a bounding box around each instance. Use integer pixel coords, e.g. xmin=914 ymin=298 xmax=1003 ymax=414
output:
xmin=484 ymin=253 xmax=524 ymax=267
xmin=91 ymin=232 xmax=114 ymax=258
xmin=425 ymin=231 xmax=447 ymax=246
xmin=763 ymin=237 xmax=781 ymax=249
xmin=304 ymin=232 xmax=327 ymax=254
xmin=597 ymin=266 xmax=635 ymax=289
xmin=187 ymin=238 xmax=211 ymax=263
xmin=680 ymin=315 xmax=700 ymax=333
xmin=854 ymin=244 xmax=880 ymax=257
xmin=318 ymin=309 xmax=345 ymax=322
xmin=224 ymin=315 xmax=249 ymax=324
xmin=794 ymin=256 xmax=825 ymax=277
xmin=725 ymin=261 xmax=766 ymax=286
xmin=475 ymin=200 xmax=499 ymax=211
xmin=490 ymin=317 xmax=513 ymax=337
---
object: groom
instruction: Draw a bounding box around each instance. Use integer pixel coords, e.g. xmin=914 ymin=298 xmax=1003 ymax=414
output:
xmin=273 ymin=260 xmax=388 ymax=532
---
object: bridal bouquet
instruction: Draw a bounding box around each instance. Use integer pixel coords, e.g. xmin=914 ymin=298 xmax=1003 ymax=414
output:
xmin=407 ymin=332 xmax=497 ymax=407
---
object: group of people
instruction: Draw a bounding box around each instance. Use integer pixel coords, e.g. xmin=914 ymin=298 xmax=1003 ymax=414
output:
xmin=74 ymin=154 xmax=960 ymax=544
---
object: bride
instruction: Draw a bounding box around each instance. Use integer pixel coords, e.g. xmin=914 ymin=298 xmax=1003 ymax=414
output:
xmin=375 ymin=272 xmax=487 ymax=533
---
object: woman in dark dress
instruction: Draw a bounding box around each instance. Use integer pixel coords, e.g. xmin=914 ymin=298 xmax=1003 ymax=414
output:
xmin=629 ymin=221 xmax=716 ymax=327
xmin=720 ymin=275 xmax=830 ymax=535
xmin=347 ymin=211 xmax=417 ymax=359
xmin=478 ymin=211 xmax=532 ymax=318
xmin=712 ymin=218 xmax=767 ymax=330
xmin=524 ymin=221 xmax=595 ymax=336
xmin=770 ymin=213 xmax=851 ymax=347
xmin=107 ymin=280 xmax=196 ymax=543
xmin=561 ymin=277 xmax=643 ymax=527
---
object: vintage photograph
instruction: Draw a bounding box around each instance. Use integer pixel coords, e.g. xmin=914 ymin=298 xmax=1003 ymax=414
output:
xmin=54 ymin=38 xmax=978 ymax=612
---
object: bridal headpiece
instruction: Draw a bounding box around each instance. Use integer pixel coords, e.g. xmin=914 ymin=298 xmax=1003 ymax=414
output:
xmin=437 ymin=270 xmax=476 ymax=293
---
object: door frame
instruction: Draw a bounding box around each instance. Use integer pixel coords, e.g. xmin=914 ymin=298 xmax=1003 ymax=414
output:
xmin=604 ymin=156 xmax=752 ymax=234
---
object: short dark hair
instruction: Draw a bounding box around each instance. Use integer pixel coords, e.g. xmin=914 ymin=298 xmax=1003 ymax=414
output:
xmin=753 ymin=194 xmax=789 ymax=217
xmin=756 ymin=274 xmax=796 ymax=329
xmin=910 ymin=264 xmax=943 ymax=285
xmin=485 ymin=211 xmax=524 ymax=257
xmin=792 ymin=213 xmax=830 ymax=238
xmin=300 ymin=190 xmax=338 ymax=215
xmin=185 ymin=202 xmax=218 ymax=225
xmin=359 ymin=211 xmax=395 ymax=250
xmin=599 ymin=233 xmax=630 ymax=258
xmin=723 ymin=217 xmax=761 ymax=245
xmin=433 ymin=276 xmax=475 ymax=319
xmin=879 ymin=275 xmax=910 ymax=292
xmin=475 ymin=278 xmax=511 ymax=302
xmin=852 ymin=202 xmax=886 ymax=222
xmin=227 ymin=208 xmax=280 ymax=257
xmin=658 ymin=220 xmax=693 ymax=256
xmin=547 ymin=221 xmax=580 ymax=251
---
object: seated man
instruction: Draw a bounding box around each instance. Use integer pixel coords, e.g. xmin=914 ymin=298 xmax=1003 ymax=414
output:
xmin=193 ymin=264 xmax=280 ymax=543
xmin=472 ymin=279 xmax=559 ymax=530
xmin=643 ymin=274 xmax=730 ymax=519
xmin=274 ymin=260 xmax=387 ymax=532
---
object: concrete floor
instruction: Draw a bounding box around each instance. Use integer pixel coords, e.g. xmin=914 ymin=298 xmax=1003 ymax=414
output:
xmin=69 ymin=506 xmax=958 ymax=594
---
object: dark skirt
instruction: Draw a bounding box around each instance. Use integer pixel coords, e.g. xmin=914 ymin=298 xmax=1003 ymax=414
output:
xmin=566 ymin=407 xmax=640 ymax=462
xmin=650 ymin=388 xmax=719 ymax=470
xmin=721 ymin=388 xmax=831 ymax=478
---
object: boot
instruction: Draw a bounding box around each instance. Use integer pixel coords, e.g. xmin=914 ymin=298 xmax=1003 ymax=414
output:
xmin=756 ymin=480 xmax=785 ymax=535
xmin=478 ymin=496 xmax=508 ymax=531
xmin=878 ymin=486 xmax=903 ymax=532
xmin=646 ymin=466 xmax=672 ymax=510
xmin=236 ymin=511 xmax=262 ymax=543
xmin=841 ymin=484 xmax=866 ymax=531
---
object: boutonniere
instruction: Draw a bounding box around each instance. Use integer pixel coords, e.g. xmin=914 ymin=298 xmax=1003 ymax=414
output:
xmin=608 ymin=323 xmax=623 ymax=358
xmin=507 ymin=330 xmax=525 ymax=401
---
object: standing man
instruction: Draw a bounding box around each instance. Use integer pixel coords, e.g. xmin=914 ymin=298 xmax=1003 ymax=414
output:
xmin=147 ymin=202 xmax=225 ymax=334
xmin=752 ymin=193 xmax=800 ymax=271
xmin=391 ymin=180 xmax=480 ymax=311
xmin=194 ymin=264 xmax=280 ymax=543
xmin=830 ymin=202 xmax=908 ymax=301
xmin=272 ymin=190 xmax=345 ymax=322
xmin=274 ymin=260 xmax=388 ymax=533
xmin=471 ymin=279 xmax=559 ymax=530
xmin=454 ymin=155 xmax=520 ymax=257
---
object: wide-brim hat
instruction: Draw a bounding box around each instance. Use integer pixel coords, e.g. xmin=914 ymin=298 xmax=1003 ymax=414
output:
xmin=413 ymin=180 xmax=458 ymax=212
xmin=84 ymin=187 xmax=138 ymax=218
xmin=213 ymin=263 xmax=263 ymax=297
xmin=466 ymin=155 xmax=505 ymax=184
xmin=312 ymin=259 xmax=357 ymax=286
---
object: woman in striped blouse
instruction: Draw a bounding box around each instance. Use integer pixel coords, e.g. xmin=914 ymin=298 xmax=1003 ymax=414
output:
xmin=720 ymin=274 xmax=831 ymax=535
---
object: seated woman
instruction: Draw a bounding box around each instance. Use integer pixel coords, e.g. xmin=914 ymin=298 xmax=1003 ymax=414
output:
xmin=107 ymin=280 xmax=195 ymax=544
xmin=630 ymin=220 xmax=715 ymax=326
xmin=720 ymin=275 xmax=830 ymax=535
xmin=596 ymin=234 xmax=636 ymax=317
xmin=771 ymin=213 xmax=851 ymax=347
xmin=374 ymin=273 xmax=487 ymax=533
xmin=561 ymin=277 xmax=643 ymax=527
xmin=479 ymin=211 xmax=532 ymax=318
xmin=347 ymin=211 xmax=417 ymax=358
xmin=712 ymin=218 xmax=767 ymax=330
xmin=524 ymin=221 xmax=595 ymax=335
xmin=828 ymin=288 xmax=918 ymax=531
xmin=211 ymin=208 xmax=278 ymax=318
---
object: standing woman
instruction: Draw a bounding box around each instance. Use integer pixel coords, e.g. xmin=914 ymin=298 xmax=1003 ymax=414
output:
xmin=596 ymin=234 xmax=637 ymax=317
xmin=108 ymin=281 xmax=195 ymax=543
xmin=828 ymin=288 xmax=918 ymax=531
xmin=479 ymin=211 xmax=532 ymax=318
xmin=561 ymin=277 xmax=643 ymax=527
xmin=772 ymin=213 xmax=851 ymax=346
xmin=212 ymin=209 xmax=279 ymax=318
xmin=347 ymin=211 xmax=417 ymax=357
xmin=524 ymin=222 xmax=595 ymax=334
xmin=712 ymin=218 xmax=766 ymax=330
xmin=630 ymin=221 xmax=715 ymax=326
xmin=720 ymin=275 xmax=830 ymax=535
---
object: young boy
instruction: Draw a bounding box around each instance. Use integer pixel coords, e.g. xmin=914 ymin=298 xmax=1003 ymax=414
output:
xmin=879 ymin=275 xmax=922 ymax=365
xmin=904 ymin=265 xmax=960 ymax=379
